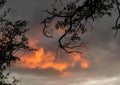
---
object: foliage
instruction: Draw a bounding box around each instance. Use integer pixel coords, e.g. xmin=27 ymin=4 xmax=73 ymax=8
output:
xmin=0 ymin=20 xmax=34 ymax=71
xmin=0 ymin=20 xmax=33 ymax=85
xmin=0 ymin=0 xmax=35 ymax=85
xmin=42 ymin=0 xmax=120 ymax=53
xmin=0 ymin=72 xmax=19 ymax=85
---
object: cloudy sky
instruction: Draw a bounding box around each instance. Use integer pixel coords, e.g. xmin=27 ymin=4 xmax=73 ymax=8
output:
xmin=5 ymin=0 xmax=120 ymax=85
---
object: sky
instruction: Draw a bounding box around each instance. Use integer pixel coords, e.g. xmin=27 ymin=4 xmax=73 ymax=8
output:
xmin=4 ymin=0 xmax=120 ymax=85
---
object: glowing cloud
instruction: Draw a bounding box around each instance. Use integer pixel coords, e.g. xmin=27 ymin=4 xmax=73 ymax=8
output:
xmin=19 ymin=47 xmax=90 ymax=76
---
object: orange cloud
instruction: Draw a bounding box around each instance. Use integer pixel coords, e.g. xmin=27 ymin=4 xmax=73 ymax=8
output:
xmin=72 ymin=53 xmax=90 ymax=69
xmin=19 ymin=47 xmax=90 ymax=77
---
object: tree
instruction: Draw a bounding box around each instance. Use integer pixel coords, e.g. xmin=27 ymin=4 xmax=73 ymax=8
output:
xmin=42 ymin=0 xmax=120 ymax=53
xmin=0 ymin=20 xmax=34 ymax=70
xmin=0 ymin=0 xmax=35 ymax=84
xmin=0 ymin=19 xmax=34 ymax=85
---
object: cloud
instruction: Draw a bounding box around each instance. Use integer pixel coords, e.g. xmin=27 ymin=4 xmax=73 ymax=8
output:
xmin=17 ymin=47 xmax=89 ymax=77
xmin=6 ymin=0 xmax=53 ymax=22
xmin=12 ymin=72 xmax=120 ymax=85
xmin=80 ymin=76 xmax=120 ymax=85
xmin=6 ymin=0 xmax=120 ymax=85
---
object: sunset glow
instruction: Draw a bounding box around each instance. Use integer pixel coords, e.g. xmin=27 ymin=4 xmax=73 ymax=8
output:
xmin=19 ymin=47 xmax=90 ymax=76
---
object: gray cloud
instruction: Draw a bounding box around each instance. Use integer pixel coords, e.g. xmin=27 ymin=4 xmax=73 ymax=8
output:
xmin=5 ymin=0 xmax=120 ymax=85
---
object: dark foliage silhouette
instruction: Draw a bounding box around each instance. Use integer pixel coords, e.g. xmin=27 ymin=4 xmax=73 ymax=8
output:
xmin=0 ymin=0 xmax=35 ymax=84
xmin=42 ymin=0 xmax=120 ymax=53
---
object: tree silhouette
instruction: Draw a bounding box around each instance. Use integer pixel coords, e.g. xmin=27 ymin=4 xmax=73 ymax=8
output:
xmin=0 ymin=0 xmax=35 ymax=84
xmin=42 ymin=0 xmax=120 ymax=53
xmin=0 ymin=19 xmax=34 ymax=85
xmin=0 ymin=20 xmax=34 ymax=70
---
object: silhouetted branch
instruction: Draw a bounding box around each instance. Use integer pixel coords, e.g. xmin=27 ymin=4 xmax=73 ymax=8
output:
xmin=42 ymin=0 xmax=120 ymax=54
xmin=114 ymin=0 xmax=120 ymax=37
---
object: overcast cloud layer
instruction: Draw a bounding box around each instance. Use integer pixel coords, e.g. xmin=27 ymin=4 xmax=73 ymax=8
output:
xmin=5 ymin=0 xmax=120 ymax=85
